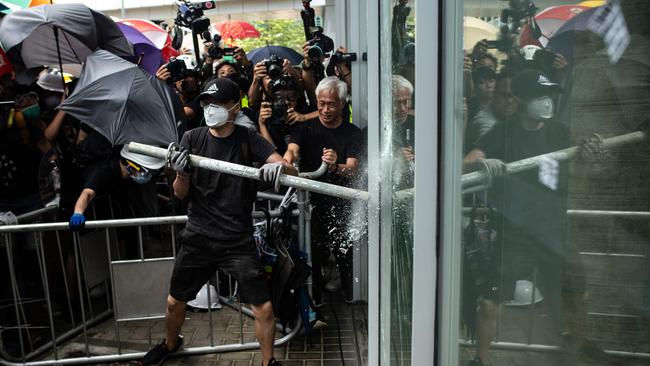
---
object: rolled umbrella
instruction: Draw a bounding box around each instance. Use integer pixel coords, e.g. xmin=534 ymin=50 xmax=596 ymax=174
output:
xmin=57 ymin=50 xmax=178 ymax=147
xmin=0 ymin=3 xmax=133 ymax=76
xmin=247 ymin=45 xmax=303 ymax=65
xmin=116 ymin=22 xmax=163 ymax=75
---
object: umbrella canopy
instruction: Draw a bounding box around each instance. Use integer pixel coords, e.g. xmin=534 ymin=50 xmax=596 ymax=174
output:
xmin=578 ymin=0 xmax=605 ymax=7
xmin=0 ymin=4 xmax=133 ymax=76
xmin=117 ymin=18 xmax=178 ymax=62
xmin=116 ymin=23 xmax=162 ymax=75
xmin=57 ymin=50 xmax=178 ymax=147
xmin=247 ymin=45 xmax=303 ymax=65
xmin=535 ymin=5 xmax=589 ymax=39
xmin=463 ymin=16 xmax=499 ymax=51
xmin=214 ymin=20 xmax=260 ymax=41
xmin=547 ymin=7 xmax=599 ymax=61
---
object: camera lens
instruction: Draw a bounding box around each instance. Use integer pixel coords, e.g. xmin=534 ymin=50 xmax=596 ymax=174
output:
xmin=307 ymin=44 xmax=323 ymax=59
xmin=267 ymin=64 xmax=283 ymax=80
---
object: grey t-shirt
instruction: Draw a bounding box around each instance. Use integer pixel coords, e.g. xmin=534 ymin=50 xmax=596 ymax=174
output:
xmin=180 ymin=125 xmax=276 ymax=242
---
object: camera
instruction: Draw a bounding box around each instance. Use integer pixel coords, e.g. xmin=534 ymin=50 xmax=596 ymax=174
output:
xmin=175 ymin=0 xmax=210 ymax=34
xmin=203 ymin=32 xmax=236 ymax=62
xmin=326 ymin=51 xmax=357 ymax=76
xmin=166 ymin=57 xmax=188 ymax=82
xmin=268 ymin=75 xmax=300 ymax=126
xmin=271 ymin=99 xmax=288 ymax=122
xmin=306 ymin=29 xmax=335 ymax=59
xmin=264 ymin=54 xmax=284 ymax=80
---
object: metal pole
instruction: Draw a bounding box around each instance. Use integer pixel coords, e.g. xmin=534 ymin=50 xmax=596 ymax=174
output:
xmin=461 ymin=131 xmax=647 ymax=189
xmin=55 ymin=230 xmax=76 ymax=326
xmin=206 ymin=281 xmax=214 ymax=347
xmin=72 ymin=232 xmax=90 ymax=357
xmin=5 ymin=233 xmax=26 ymax=360
xmin=35 ymin=232 xmax=58 ymax=360
xmin=128 ymin=143 xmax=370 ymax=202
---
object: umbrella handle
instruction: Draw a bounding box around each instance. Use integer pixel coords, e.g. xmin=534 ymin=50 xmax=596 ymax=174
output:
xmin=53 ymin=26 xmax=67 ymax=97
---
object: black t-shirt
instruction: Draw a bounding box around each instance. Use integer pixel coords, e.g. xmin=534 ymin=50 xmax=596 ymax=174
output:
xmin=476 ymin=119 xmax=570 ymax=252
xmin=82 ymin=158 xmax=122 ymax=194
xmin=289 ymin=118 xmax=362 ymax=185
xmin=0 ymin=122 xmax=43 ymax=199
xmin=181 ymin=125 xmax=276 ymax=242
xmin=393 ymin=115 xmax=415 ymax=149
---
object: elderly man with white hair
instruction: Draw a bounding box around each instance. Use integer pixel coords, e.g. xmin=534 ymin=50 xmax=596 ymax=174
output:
xmin=284 ymin=76 xmax=362 ymax=319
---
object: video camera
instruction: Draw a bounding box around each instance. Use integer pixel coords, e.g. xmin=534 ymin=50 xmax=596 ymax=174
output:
xmin=486 ymin=0 xmax=538 ymax=53
xmin=202 ymin=32 xmax=236 ymax=62
xmin=175 ymin=0 xmax=210 ymax=34
xmin=264 ymin=54 xmax=284 ymax=80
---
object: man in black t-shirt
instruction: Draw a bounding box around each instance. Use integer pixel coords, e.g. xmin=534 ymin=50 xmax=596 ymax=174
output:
xmin=463 ymin=69 xmax=577 ymax=366
xmin=285 ymin=76 xmax=362 ymax=311
xmin=143 ymin=78 xmax=295 ymax=366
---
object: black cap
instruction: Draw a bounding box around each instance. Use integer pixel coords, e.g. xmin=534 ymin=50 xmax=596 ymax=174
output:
xmin=198 ymin=77 xmax=240 ymax=102
xmin=472 ymin=66 xmax=496 ymax=83
xmin=511 ymin=69 xmax=562 ymax=101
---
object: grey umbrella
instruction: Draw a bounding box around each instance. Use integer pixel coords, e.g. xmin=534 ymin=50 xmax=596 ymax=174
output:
xmin=57 ymin=50 xmax=178 ymax=147
xmin=0 ymin=3 xmax=133 ymax=76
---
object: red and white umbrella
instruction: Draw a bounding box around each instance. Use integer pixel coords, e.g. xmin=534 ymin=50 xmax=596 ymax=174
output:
xmin=213 ymin=20 xmax=260 ymax=44
xmin=535 ymin=5 xmax=589 ymax=39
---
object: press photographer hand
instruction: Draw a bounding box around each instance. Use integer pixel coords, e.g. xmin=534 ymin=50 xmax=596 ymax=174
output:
xmin=287 ymin=108 xmax=306 ymax=125
xmin=155 ymin=65 xmax=171 ymax=82
xmin=259 ymin=102 xmax=272 ymax=126
xmin=252 ymin=61 xmax=268 ymax=83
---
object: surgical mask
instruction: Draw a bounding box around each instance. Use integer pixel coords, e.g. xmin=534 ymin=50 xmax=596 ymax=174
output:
xmin=130 ymin=170 xmax=153 ymax=184
xmin=203 ymin=103 xmax=237 ymax=128
xmin=42 ymin=95 xmax=61 ymax=111
xmin=21 ymin=104 xmax=41 ymax=119
xmin=526 ymin=96 xmax=554 ymax=120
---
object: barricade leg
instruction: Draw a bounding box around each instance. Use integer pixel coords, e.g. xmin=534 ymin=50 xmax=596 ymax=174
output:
xmin=34 ymin=231 xmax=58 ymax=360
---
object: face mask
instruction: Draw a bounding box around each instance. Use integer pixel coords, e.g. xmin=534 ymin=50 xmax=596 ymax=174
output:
xmin=43 ymin=95 xmax=61 ymax=111
xmin=130 ymin=170 xmax=153 ymax=184
xmin=203 ymin=103 xmax=237 ymax=128
xmin=526 ymin=96 xmax=554 ymax=120
xmin=21 ymin=104 xmax=41 ymax=119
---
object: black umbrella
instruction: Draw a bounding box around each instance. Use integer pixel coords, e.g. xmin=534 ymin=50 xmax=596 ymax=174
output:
xmin=57 ymin=50 xmax=178 ymax=147
xmin=247 ymin=45 xmax=303 ymax=65
xmin=0 ymin=3 xmax=133 ymax=76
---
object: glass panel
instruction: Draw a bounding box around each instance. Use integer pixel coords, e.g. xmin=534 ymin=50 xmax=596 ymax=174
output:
xmin=380 ymin=0 xmax=417 ymax=365
xmin=454 ymin=1 xmax=650 ymax=365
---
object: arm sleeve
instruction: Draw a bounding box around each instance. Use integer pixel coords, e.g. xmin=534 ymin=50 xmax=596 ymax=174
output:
xmin=249 ymin=129 xmax=278 ymax=163
xmin=474 ymin=122 xmax=504 ymax=159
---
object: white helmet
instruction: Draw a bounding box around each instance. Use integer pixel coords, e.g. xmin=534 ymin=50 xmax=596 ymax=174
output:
xmin=36 ymin=68 xmax=73 ymax=93
xmin=120 ymin=145 xmax=165 ymax=170
xmin=188 ymin=284 xmax=222 ymax=310
xmin=505 ymin=280 xmax=544 ymax=306
xmin=176 ymin=55 xmax=197 ymax=71
xmin=520 ymin=45 xmax=542 ymax=61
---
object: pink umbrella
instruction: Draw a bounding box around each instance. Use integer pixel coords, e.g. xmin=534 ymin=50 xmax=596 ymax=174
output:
xmin=213 ymin=20 xmax=260 ymax=44
xmin=535 ymin=5 xmax=589 ymax=39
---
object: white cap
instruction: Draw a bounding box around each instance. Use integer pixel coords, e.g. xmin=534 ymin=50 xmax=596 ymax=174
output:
xmin=120 ymin=145 xmax=165 ymax=170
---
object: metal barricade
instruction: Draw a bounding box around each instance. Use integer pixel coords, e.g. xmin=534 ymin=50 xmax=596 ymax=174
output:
xmin=0 ymin=207 xmax=304 ymax=365
xmin=457 ymin=130 xmax=650 ymax=361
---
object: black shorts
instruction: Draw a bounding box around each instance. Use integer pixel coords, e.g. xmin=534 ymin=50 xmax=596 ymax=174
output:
xmin=169 ymin=229 xmax=270 ymax=305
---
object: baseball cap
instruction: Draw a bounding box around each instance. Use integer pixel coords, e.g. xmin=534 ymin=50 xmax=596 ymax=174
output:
xmin=197 ymin=77 xmax=240 ymax=102
xmin=511 ymin=69 xmax=562 ymax=101
xmin=120 ymin=145 xmax=166 ymax=170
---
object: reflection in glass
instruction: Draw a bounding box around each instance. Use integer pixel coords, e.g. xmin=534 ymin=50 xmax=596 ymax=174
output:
xmin=458 ymin=1 xmax=650 ymax=366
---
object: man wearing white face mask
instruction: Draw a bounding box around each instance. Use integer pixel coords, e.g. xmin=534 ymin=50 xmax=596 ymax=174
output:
xmin=142 ymin=78 xmax=296 ymax=366
xmin=462 ymin=69 xmax=571 ymax=366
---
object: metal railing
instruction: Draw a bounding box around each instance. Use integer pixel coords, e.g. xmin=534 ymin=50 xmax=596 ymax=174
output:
xmin=459 ymin=134 xmax=650 ymax=363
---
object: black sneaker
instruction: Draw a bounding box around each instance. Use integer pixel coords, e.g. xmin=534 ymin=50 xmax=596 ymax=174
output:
xmin=142 ymin=335 xmax=183 ymax=365
xmin=266 ymin=358 xmax=282 ymax=366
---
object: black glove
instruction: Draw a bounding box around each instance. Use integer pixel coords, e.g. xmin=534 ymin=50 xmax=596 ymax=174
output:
xmin=259 ymin=162 xmax=284 ymax=192
xmin=480 ymin=158 xmax=506 ymax=187
xmin=171 ymin=146 xmax=191 ymax=175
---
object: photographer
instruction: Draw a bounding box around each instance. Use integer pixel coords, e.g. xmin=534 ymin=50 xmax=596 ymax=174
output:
xmin=248 ymin=56 xmax=301 ymax=110
xmin=258 ymin=74 xmax=317 ymax=155
xmin=155 ymin=60 xmax=195 ymax=130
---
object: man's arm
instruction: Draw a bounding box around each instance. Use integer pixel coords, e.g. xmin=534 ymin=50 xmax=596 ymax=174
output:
xmin=265 ymin=152 xmax=298 ymax=176
xmin=73 ymin=188 xmax=96 ymax=214
xmin=332 ymin=157 xmax=359 ymax=178
xmin=284 ymin=143 xmax=301 ymax=165
xmin=463 ymin=148 xmax=486 ymax=172
xmin=173 ymin=172 xmax=190 ymax=200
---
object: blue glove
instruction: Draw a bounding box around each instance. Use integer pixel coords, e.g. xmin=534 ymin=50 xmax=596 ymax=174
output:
xmin=69 ymin=213 xmax=86 ymax=231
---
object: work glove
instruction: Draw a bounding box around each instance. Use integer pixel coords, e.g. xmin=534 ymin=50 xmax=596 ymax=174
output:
xmin=171 ymin=146 xmax=191 ymax=175
xmin=579 ymin=133 xmax=609 ymax=177
xmin=480 ymin=158 xmax=507 ymax=187
xmin=0 ymin=211 xmax=18 ymax=226
xmin=259 ymin=162 xmax=284 ymax=192
xmin=69 ymin=212 xmax=86 ymax=231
